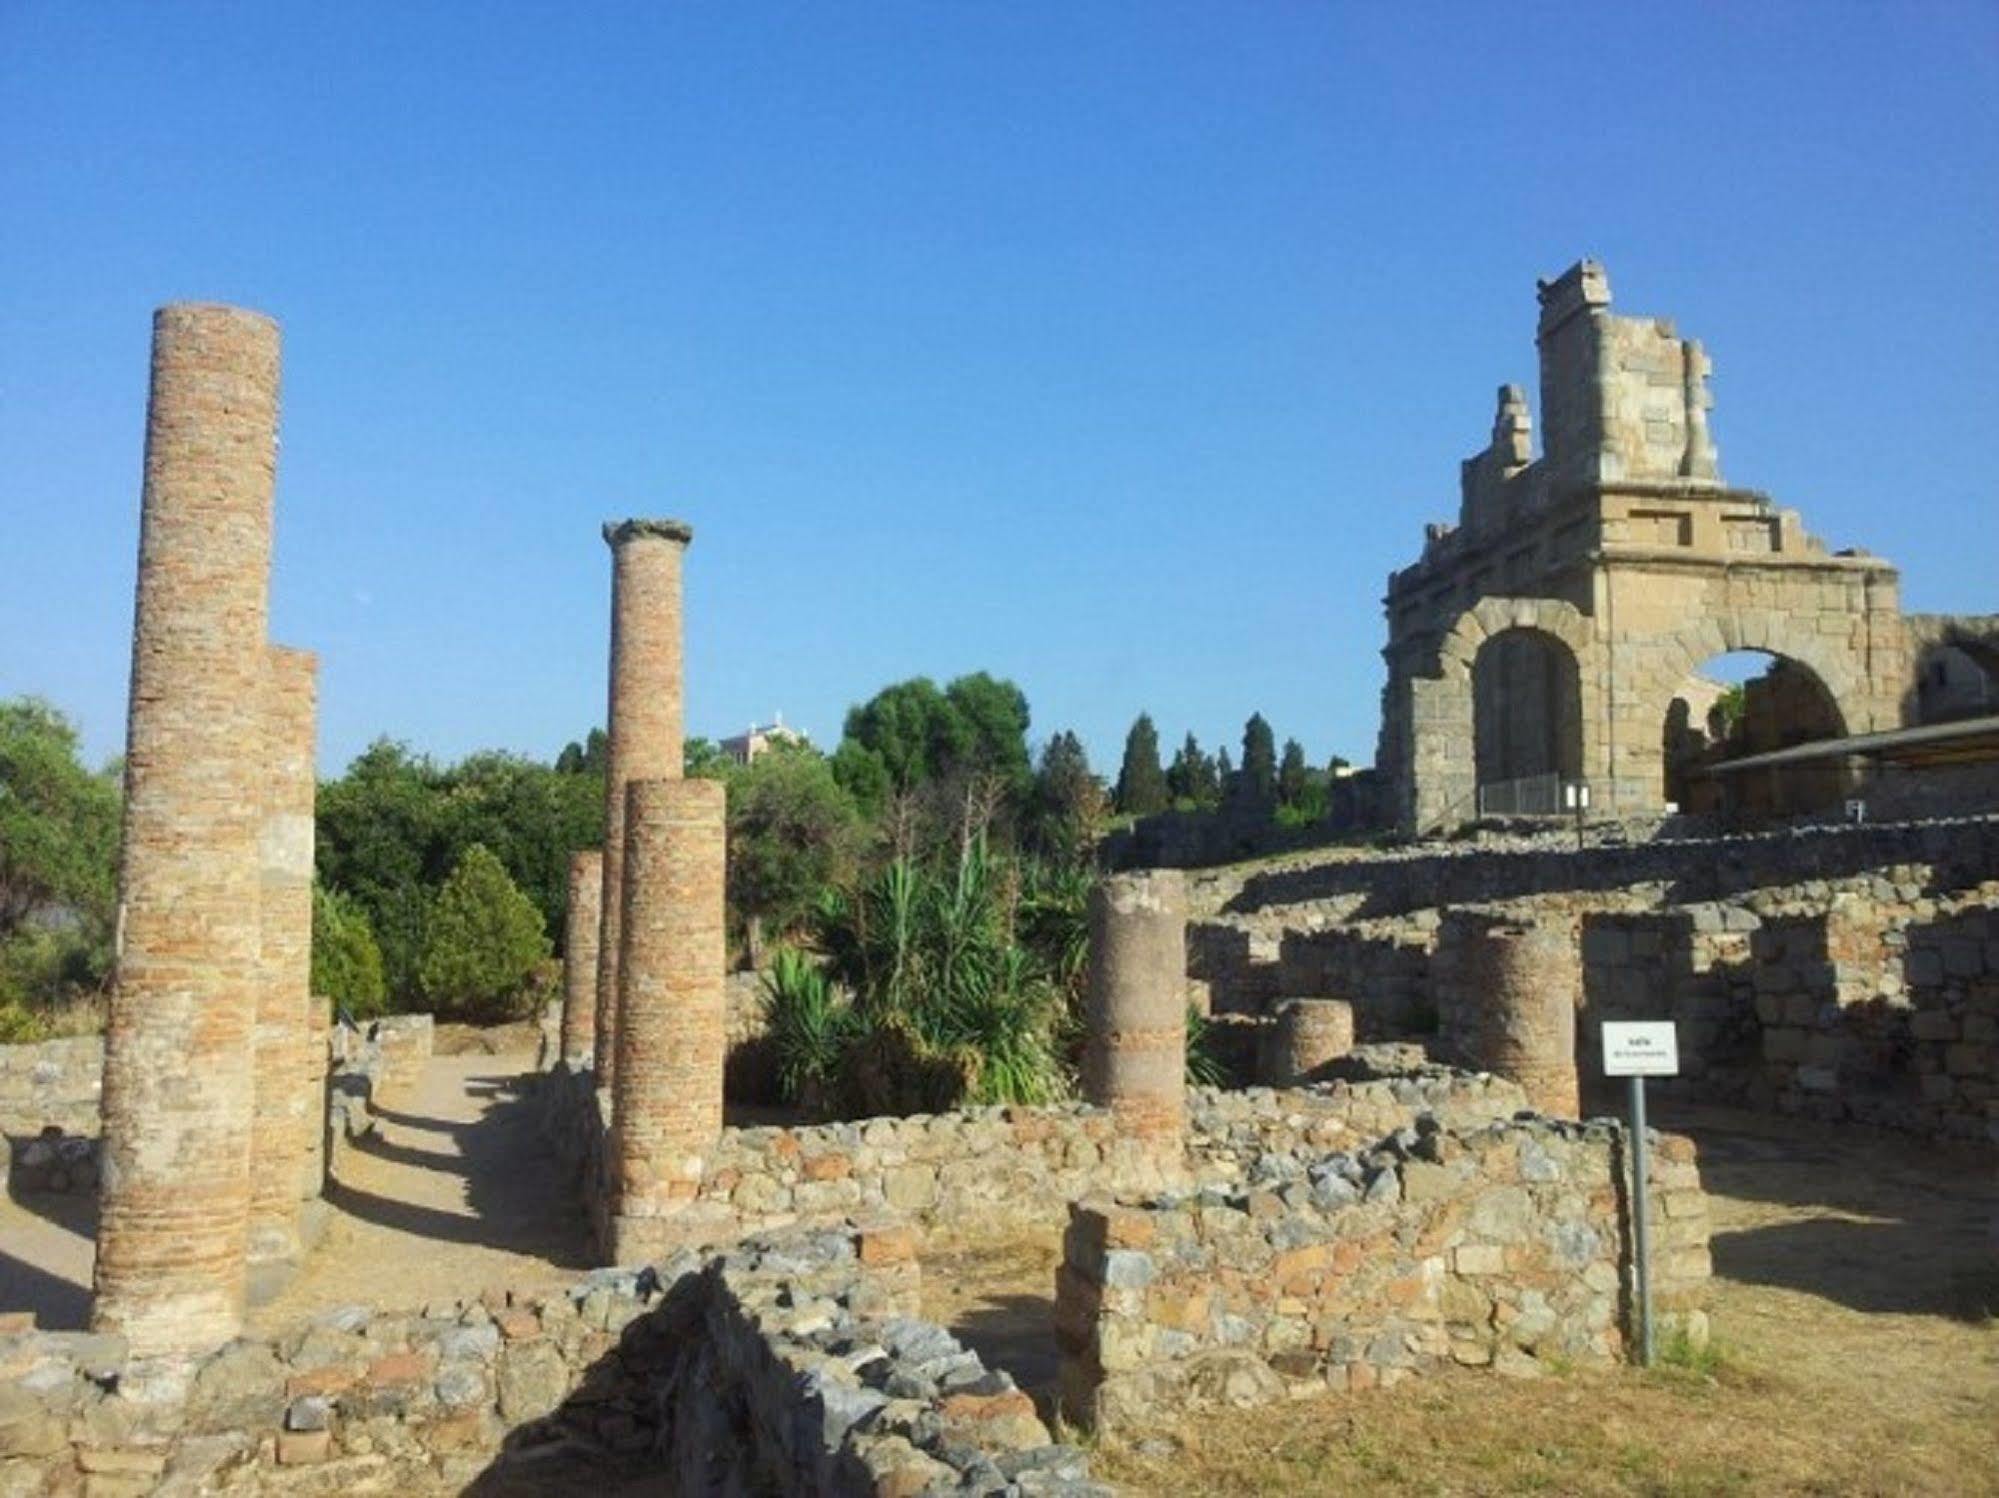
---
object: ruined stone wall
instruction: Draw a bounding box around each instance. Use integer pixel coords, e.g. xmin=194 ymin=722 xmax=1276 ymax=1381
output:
xmin=1379 ymin=261 xmax=1918 ymax=831
xmin=540 ymin=1067 xmax=1525 ymax=1251
xmin=1226 ymin=814 xmax=1999 ymax=923
xmin=0 ymin=1226 xmax=1102 ymax=1496
xmin=1580 ymin=880 xmax=1999 ymax=1142
xmin=1057 ymin=1116 xmax=1712 ymax=1433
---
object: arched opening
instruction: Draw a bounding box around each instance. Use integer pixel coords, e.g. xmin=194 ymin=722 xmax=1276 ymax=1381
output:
xmin=1472 ymin=627 xmax=1582 ymax=813
xmin=1913 ymin=642 xmax=1999 ymax=725
xmin=1662 ymin=650 xmax=1848 ymax=818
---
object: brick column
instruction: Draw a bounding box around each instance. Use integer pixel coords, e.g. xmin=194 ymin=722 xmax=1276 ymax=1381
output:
xmin=301 ymin=994 xmax=331 ymax=1202
xmin=94 ymin=303 xmax=278 ymax=1357
xmin=609 ymin=777 xmax=725 ymax=1263
xmin=1264 ymin=998 xmax=1355 ymax=1087
xmin=593 ymin=519 xmax=691 ymax=1088
xmin=1451 ymin=911 xmax=1581 ymax=1118
xmin=1083 ymin=871 xmax=1187 ymax=1162
xmin=560 ymin=848 xmax=604 ymax=1067
xmin=247 ymin=645 xmax=318 ymax=1294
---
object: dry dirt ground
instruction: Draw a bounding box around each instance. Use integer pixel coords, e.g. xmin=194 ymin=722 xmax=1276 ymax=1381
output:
xmin=0 ymin=1048 xmax=596 ymax=1332
xmin=927 ymin=1105 xmax=1999 ymax=1498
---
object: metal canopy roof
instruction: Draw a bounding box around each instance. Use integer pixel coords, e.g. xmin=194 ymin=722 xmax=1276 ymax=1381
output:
xmin=1706 ymin=713 xmax=1999 ymax=775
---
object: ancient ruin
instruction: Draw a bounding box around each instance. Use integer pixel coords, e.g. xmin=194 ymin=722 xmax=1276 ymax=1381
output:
xmin=592 ymin=518 xmax=691 ymax=1088
xmin=1378 ymin=260 xmax=1998 ymax=833
xmin=4 ymin=267 xmax=1991 ymax=1494
xmin=92 ymin=304 xmax=329 ymax=1360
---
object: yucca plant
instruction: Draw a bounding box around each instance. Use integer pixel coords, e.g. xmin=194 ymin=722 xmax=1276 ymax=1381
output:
xmin=761 ymin=945 xmax=853 ymax=1108
xmin=1185 ymin=1002 xmax=1227 ymax=1087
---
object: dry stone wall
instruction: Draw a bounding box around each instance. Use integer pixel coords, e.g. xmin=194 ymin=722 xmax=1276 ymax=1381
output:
xmin=1057 ymin=1115 xmax=1711 ymax=1434
xmin=0 ymin=1225 xmax=1103 ymax=1496
xmin=542 ymin=1064 xmax=1527 ymax=1251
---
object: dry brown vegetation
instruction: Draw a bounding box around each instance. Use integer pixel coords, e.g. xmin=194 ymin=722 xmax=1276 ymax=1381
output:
xmin=926 ymin=1106 xmax=1999 ymax=1497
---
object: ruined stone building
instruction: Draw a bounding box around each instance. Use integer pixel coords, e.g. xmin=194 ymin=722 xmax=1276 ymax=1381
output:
xmin=1377 ymin=261 xmax=1998 ymax=833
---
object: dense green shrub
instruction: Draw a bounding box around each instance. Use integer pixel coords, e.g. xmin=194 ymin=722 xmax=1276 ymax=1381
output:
xmin=760 ymin=946 xmax=854 ymax=1108
xmin=310 ymin=884 xmax=389 ymax=1019
xmin=417 ymin=843 xmax=550 ymax=1022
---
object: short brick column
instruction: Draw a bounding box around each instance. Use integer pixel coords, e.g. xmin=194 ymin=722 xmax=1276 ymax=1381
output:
xmin=1451 ymin=911 xmax=1581 ymax=1118
xmin=593 ymin=519 xmax=691 ymax=1089
xmin=1264 ymin=998 xmax=1356 ymax=1087
xmin=609 ymin=777 xmax=725 ymax=1263
xmin=559 ymin=848 xmax=604 ymax=1067
xmin=1083 ymin=871 xmax=1188 ymax=1163
xmin=94 ymin=303 xmax=279 ymax=1357
xmin=247 ymin=645 xmax=318 ymax=1294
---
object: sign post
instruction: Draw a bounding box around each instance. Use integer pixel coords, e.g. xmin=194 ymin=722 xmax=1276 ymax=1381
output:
xmin=1600 ymin=1019 xmax=1679 ymax=1367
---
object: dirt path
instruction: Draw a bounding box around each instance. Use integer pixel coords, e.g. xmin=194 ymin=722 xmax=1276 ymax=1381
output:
xmin=250 ymin=1050 xmax=589 ymax=1329
xmin=0 ymin=1050 xmax=591 ymax=1335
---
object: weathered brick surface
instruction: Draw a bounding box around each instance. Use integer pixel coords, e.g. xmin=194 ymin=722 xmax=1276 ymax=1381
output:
xmin=94 ymin=303 xmax=279 ymax=1358
xmin=1262 ymin=998 xmax=1355 ymax=1087
xmin=301 ymin=995 xmax=331 ymax=1200
xmin=248 ymin=645 xmax=318 ymax=1273
xmin=610 ymin=777 xmax=726 ymax=1261
xmin=593 ymin=519 xmax=690 ymax=1087
xmin=1438 ymin=909 xmax=1582 ymax=1118
xmin=558 ymin=848 xmax=603 ymax=1066
xmin=1085 ymin=871 xmax=1188 ymax=1159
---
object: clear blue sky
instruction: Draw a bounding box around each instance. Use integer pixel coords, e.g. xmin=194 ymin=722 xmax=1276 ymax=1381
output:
xmin=3 ymin=3 xmax=1994 ymax=777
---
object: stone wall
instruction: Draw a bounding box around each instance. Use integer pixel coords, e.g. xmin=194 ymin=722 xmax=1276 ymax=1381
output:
xmin=1056 ymin=1115 xmax=1711 ymax=1434
xmin=1581 ymin=880 xmax=1999 ymax=1141
xmin=0 ymin=1225 xmax=1104 ymax=1496
xmin=1226 ymin=815 xmax=1999 ymax=925
xmin=541 ymin=1063 xmax=1529 ymax=1251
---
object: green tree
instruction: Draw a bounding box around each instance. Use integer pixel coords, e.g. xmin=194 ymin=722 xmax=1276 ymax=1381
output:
xmin=0 ymin=698 xmax=120 ymax=938
xmin=1114 ymin=713 xmax=1169 ymax=816
xmin=0 ymin=699 xmax=121 ymax=1019
xmin=1278 ymin=738 xmax=1309 ymax=809
xmin=684 ymin=736 xmax=733 ymax=779
xmin=315 ymin=738 xmax=446 ymax=998
xmin=417 ymin=843 xmax=550 ymax=1021
xmin=437 ymin=751 xmax=603 ymax=950
xmin=726 ymin=744 xmax=861 ymax=962
xmin=1240 ymin=713 xmax=1278 ymax=807
xmin=311 ymin=884 xmax=388 ymax=1018
xmin=1029 ymin=730 xmax=1105 ymax=863
xmin=1165 ymin=732 xmax=1219 ymax=809
xmin=836 ymin=673 xmax=1032 ymax=797
xmin=554 ymin=727 xmax=607 ymax=775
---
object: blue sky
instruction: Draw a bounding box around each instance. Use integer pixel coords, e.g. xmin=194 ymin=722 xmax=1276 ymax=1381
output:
xmin=3 ymin=3 xmax=1994 ymax=777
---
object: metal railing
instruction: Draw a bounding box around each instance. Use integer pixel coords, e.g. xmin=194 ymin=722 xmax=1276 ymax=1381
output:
xmin=1476 ymin=771 xmax=1562 ymax=817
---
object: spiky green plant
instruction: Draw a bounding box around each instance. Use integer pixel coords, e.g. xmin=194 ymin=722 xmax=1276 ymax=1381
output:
xmin=1185 ymin=1002 xmax=1227 ymax=1087
xmin=761 ymin=945 xmax=853 ymax=1105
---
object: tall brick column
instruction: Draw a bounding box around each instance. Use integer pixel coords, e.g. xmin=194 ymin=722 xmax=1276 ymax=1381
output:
xmin=609 ymin=777 xmax=725 ymax=1263
xmin=1083 ymin=871 xmax=1188 ymax=1164
xmin=1450 ymin=911 xmax=1582 ymax=1118
xmin=301 ymin=994 xmax=331 ymax=1201
xmin=247 ymin=645 xmax=318 ymax=1294
xmin=593 ymin=519 xmax=691 ymax=1088
xmin=560 ymin=848 xmax=604 ymax=1067
xmin=94 ymin=303 xmax=279 ymax=1357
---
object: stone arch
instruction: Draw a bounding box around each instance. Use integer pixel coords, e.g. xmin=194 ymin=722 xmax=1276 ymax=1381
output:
xmin=1637 ymin=615 xmax=1859 ymax=818
xmin=1408 ymin=598 xmax=1599 ymax=829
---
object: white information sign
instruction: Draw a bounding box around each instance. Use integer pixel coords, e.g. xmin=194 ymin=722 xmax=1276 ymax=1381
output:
xmin=1602 ymin=1021 xmax=1679 ymax=1078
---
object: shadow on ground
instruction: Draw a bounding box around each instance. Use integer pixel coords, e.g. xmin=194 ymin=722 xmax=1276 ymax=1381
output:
xmin=1663 ymin=1104 xmax=1999 ymax=1322
xmin=334 ymin=1071 xmax=594 ymax=1272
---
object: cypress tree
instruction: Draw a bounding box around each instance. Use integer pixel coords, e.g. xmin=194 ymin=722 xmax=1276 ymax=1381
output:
xmin=1240 ymin=713 xmax=1278 ymax=807
xmin=1114 ymin=713 xmax=1169 ymax=816
xmin=1278 ymin=738 xmax=1309 ymax=809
